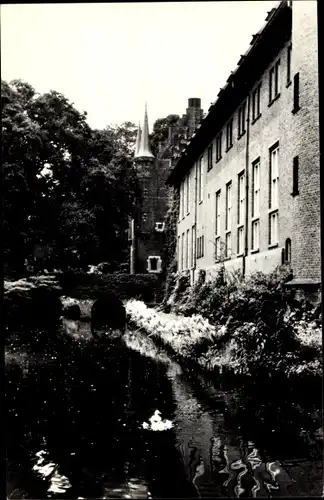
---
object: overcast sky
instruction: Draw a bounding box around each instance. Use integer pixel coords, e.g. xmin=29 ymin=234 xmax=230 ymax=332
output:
xmin=1 ymin=1 xmax=279 ymax=131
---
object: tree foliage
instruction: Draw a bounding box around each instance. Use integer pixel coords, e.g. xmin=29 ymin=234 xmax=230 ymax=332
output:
xmin=2 ymin=79 xmax=139 ymax=274
xmin=150 ymin=114 xmax=180 ymax=156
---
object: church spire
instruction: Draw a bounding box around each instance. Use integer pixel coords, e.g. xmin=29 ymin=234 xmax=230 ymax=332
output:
xmin=134 ymin=103 xmax=154 ymax=159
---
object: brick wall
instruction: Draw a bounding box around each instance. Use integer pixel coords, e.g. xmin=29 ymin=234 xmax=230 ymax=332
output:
xmin=176 ymin=2 xmax=320 ymax=286
xmin=289 ymin=1 xmax=320 ymax=281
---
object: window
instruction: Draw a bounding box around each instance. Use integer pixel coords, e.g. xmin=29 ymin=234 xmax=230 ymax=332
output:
xmin=216 ymin=190 xmax=221 ymax=235
xmin=202 ymin=235 xmax=204 ymax=257
xmin=252 ymin=83 xmax=261 ymax=121
xmin=269 ymin=59 xmax=280 ymax=102
xmin=197 ymin=157 xmax=203 ymax=202
xmin=269 ymin=144 xmax=279 ymax=209
xmin=252 ymin=219 xmax=260 ymax=251
xmin=184 ymin=181 xmax=187 ymax=217
xmin=226 ymin=182 xmax=232 ymax=230
xmin=149 ymin=257 xmax=157 ymax=271
xmin=292 ymin=73 xmax=300 ymax=113
xmin=226 ymin=119 xmax=233 ymax=150
xmin=238 ymin=102 xmax=246 ymax=137
xmin=185 ymin=229 xmax=190 ymax=269
xmin=197 ymin=235 xmax=204 ymax=259
xmin=191 ymin=225 xmax=196 ymax=267
xmin=252 ymin=160 xmax=260 ymax=217
xmin=207 ymin=144 xmax=213 ymax=171
xmin=238 ymin=171 xmax=245 ymax=225
xmin=292 ymin=155 xmax=299 ymax=196
xmin=237 ymin=226 xmax=244 ymax=255
xmin=285 ymin=238 xmax=291 ymax=263
xmin=216 ymin=133 xmax=222 ymax=162
xmin=177 ymin=236 xmax=180 ymax=269
xmin=186 ymin=174 xmax=190 ymax=214
xmin=225 ymin=232 xmax=231 ymax=258
xmin=215 ymin=237 xmax=221 ymax=261
xmin=287 ymin=44 xmax=292 ymax=85
xmin=181 ymin=232 xmax=185 ymax=269
xmin=269 ymin=211 xmax=278 ymax=246
xmin=180 ymin=183 xmax=184 ymax=219
xmin=155 ymin=222 xmax=165 ymax=232
xmin=147 ymin=256 xmax=162 ymax=273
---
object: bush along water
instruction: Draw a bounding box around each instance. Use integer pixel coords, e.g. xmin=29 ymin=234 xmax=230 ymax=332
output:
xmin=125 ymin=265 xmax=322 ymax=379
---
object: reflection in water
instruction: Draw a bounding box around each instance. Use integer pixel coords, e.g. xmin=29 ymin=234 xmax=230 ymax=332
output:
xmin=6 ymin=321 xmax=323 ymax=499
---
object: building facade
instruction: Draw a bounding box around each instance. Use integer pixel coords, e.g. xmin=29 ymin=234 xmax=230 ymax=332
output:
xmin=130 ymin=99 xmax=204 ymax=275
xmin=167 ymin=0 xmax=320 ymax=300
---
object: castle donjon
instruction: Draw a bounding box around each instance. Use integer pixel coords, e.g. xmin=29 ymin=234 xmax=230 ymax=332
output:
xmin=131 ymin=0 xmax=320 ymax=302
xmin=130 ymin=99 xmax=203 ymax=276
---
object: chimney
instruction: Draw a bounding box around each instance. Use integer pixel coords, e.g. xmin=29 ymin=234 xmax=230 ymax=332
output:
xmin=186 ymin=98 xmax=203 ymax=136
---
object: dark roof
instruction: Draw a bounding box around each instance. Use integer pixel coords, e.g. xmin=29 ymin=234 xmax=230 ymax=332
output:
xmin=167 ymin=0 xmax=292 ymax=187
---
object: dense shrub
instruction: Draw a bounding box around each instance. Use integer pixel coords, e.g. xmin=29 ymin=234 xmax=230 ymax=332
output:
xmin=125 ymin=264 xmax=322 ymax=378
xmin=57 ymin=271 xmax=159 ymax=301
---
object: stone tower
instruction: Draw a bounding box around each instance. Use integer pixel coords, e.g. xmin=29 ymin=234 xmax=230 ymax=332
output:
xmin=130 ymin=104 xmax=168 ymax=275
xmin=129 ymin=99 xmax=204 ymax=277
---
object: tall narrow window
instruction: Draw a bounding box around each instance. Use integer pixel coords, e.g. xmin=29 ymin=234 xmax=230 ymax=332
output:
xmin=252 ymin=160 xmax=260 ymax=217
xmin=292 ymin=155 xmax=299 ymax=196
xmin=181 ymin=232 xmax=185 ymax=269
xmin=215 ymin=190 xmax=221 ymax=236
xmin=177 ymin=235 xmax=180 ymax=270
xmin=197 ymin=157 xmax=203 ymax=202
xmin=183 ymin=179 xmax=187 ymax=218
xmin=226 ymin=119 xmax=233 ymax=150
xmin=215 ymin=237 xmax=221 ymax=261
xmin=238 ymin=171 xmax=245 ymax=225
xmin=186 ymin=174 xmax=190 ymax=214
xmin=269 ymin=145 xmax=279 ymax=209
xmin=226 ymin=182 xmax=232 ymax=230
xmin=285 ymin=238 xmax=291 ymax=263
xmin=202 ymin=235 xmax=204 ymax=257
xmin=185 ymin=229 xmax=190 ymax=269
xmin=216 ymin=133 xmax=222 ymax=162
xmin=225 ymin=232 xmax=231 ymax=258
xmin=292 ymin=73 xmax=300 ymax=113
xmin=180 ymin=183 xmax=184 ymax=219
xmin=252 ymin=219 xmax=260 ymax=251
xmin=252 ymin=83 xmax=261 ymax=121
xmin=207 ymin=144 xmax=213 ymax=171
xmin=287 ymin=44 xmax=292 ymax=85
xmin=269 ymin=59 xmax=280 ymax=102
xmin=269 ymin=211 xmax=278 ymax=246
xmin=238 ymin=102 xmax=246 ymax=137
xmin=191 ymin=225 xmax=196 ymax=267
xmin=237 ymin=226 xmax=244 ymax=255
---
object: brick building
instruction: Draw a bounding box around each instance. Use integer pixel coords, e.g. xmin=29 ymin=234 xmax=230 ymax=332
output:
xmin=167 ymin=0 xmax=321 ymax=301
xmin=130 ymin=99 xmax=203 ymax=275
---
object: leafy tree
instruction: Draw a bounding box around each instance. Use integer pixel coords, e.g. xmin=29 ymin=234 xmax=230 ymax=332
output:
xmin=150 ymin=114 xmax=180 ymax=156
xmin=2 ymin=79 xmax=139 ymax=274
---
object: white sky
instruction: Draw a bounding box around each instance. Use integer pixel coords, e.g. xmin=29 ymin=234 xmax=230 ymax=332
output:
xmin=1 ymin=1 xmax=279 ymax=131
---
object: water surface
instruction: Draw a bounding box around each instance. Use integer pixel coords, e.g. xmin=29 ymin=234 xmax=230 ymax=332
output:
xmin=6 ymin=318 xmax=323 ymax=498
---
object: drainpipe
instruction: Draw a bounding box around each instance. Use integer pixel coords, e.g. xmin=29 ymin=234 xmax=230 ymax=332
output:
xmin=243 ymin=92 xmax=251 ymax=277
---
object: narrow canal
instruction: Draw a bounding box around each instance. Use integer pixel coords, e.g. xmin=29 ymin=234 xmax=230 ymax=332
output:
xmin=6 ymin=316 xmax=323 ymax=499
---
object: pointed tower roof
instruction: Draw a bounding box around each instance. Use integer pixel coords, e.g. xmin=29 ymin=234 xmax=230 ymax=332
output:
xmin=134 ymin=122 xmax=142 ymax=157
xmin=135 ymin=103 xmax=155 ymax=159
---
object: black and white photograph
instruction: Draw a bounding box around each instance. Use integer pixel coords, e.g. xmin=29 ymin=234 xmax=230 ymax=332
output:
xmin=2 ymin=1 xmax=323 ymax=498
